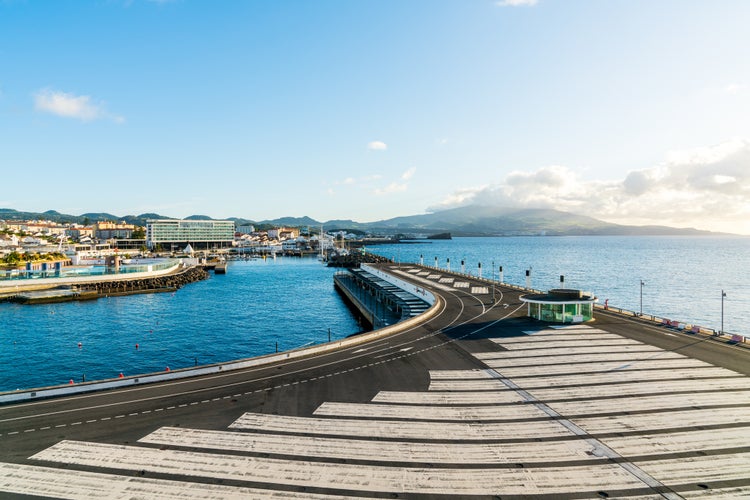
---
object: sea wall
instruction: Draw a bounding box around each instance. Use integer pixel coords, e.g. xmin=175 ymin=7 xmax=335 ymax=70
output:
xmin=89 ymin=265 xmax=209 ymax=296
xmin=2 ymin=265 xmax=209 ymax=302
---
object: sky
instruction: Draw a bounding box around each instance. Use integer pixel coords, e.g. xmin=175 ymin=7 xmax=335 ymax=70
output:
xmin=2 ymin=0 xmax=750 ymax=234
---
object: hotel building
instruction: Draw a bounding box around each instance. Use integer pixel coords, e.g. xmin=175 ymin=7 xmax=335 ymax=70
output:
xmin=146 ymin=219 xmax=235 ymax=251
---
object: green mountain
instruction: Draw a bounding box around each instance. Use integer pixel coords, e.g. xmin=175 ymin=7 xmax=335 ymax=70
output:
xmin=0 ymin=205 xmax=724 ymax=236
xmin=365 ymin=206 xmax=715 ymax=236
xmin=260 ymin=216 xmax=321 ymax=227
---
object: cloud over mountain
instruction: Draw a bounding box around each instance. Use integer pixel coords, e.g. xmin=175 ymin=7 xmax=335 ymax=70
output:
xmin=430 ymin=139 xmax=750 ymax=235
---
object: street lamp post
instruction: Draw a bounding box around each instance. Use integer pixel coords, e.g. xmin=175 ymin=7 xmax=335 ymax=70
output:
xmin=721 ymin=290 xmax=727 ymax=335
xmin=491 ymin=260 xmax=495 ymax=303
xmin=639 ymin=280 xmax=645 ymax=316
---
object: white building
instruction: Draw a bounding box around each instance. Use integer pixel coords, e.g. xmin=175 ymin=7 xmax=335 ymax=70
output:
xmin=146 ymin=219 xmax=235 ymax=251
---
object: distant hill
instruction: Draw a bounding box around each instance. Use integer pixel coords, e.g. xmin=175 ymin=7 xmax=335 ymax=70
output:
xmin=0 ymin=208 xmax=175 ymax=227
xmin=364 ymin=206 xmax=717 ymax=236
xmin=0 ymin=205 xmax=726 ymax=236
xmin=261 ymin=216 xmax=321 ymax=228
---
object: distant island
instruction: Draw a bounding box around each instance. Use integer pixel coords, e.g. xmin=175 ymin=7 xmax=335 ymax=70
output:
xmin=0 ymin=205 xmax=731 ymax=238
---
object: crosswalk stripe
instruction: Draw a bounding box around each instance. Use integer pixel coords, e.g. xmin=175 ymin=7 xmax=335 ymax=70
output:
xmin=0 ymin=462 xmax=366 ymax=500
xmin=230 ymin=412 xmax=555 ymax=439
xmin=140 ymin=426 xmax=603 ymax=463
xmin=31 ymin=440 xmax=648 ymax=496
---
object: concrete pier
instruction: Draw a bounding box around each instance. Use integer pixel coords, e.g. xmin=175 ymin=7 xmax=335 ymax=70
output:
xmin=0 ymin=262 xmax=748 ymax=498
xmin=333 ymin=266 xmax=431 ymax=329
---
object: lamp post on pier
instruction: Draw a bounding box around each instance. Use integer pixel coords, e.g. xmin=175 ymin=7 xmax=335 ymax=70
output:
xmin=492 ymin=260 xmax=496 ymax=303
xmin=721 ymin=290 xmax=727 ymax=335
xmin=639 ymin=280 xmax=645 ymax=317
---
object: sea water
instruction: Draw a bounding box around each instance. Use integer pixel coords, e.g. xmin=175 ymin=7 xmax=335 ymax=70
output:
xmin=0 ymin=235 xmax=748 ymax=392
xmin=0 ymin=257 xmax=360 ymax=392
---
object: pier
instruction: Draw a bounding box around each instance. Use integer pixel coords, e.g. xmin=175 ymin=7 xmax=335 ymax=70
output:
xmin=0 ymin=262 xmax=748 ymax=498
xmin=333 ymin=264 xmax=431 ymax=328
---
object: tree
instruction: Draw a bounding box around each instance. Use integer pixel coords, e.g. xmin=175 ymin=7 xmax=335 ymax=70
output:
xmin=4 ymin=251 xmax=20 ymax=265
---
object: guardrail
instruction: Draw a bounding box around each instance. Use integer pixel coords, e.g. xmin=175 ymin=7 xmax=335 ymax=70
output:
xmin=402 ymin=263 xmax=746 ymax=344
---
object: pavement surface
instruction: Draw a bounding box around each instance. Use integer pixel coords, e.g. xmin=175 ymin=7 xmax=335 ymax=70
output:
xmin=0 ymin=263 xmax=748 ymax=499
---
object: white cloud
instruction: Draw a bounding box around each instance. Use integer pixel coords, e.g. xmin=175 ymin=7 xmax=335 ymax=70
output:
xmin=725 ymin=83 xmax=745 ymax=95
xmin=334 ymin=174 xmax=381 ymax=186
xmin=373 ymin=168 xmax=417 ymax=196
xmin=367 ymin=140 xmax=388 ymax=151
xmin=496 ymin=0 xmax=538 ymax=6
xmin=430 ymin=138 xmax=750 ymax=234
xmin=33 ymin=89 xmax=123 ymax=123
xmin=375 ymin=182 xmax=408 ymax=196
xmin=401 ymin=167 xmax=416 ymax=180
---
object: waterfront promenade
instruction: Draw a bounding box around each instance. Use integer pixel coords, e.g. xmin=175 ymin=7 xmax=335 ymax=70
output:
xmin=0 ymin=263 xmax=748 ymax=498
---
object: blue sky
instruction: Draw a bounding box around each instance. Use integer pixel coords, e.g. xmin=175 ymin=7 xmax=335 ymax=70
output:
xmin=2 ymin=0 xmax=749 ymax=234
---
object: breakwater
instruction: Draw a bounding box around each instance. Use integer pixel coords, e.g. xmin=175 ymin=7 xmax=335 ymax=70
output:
xmin=85 ymin=265 xmax=209 ymax=297
xmin=6 ymin=265 xmax=209 ymax=304
xmin=326 ymin=251 xmax=392 ymax=268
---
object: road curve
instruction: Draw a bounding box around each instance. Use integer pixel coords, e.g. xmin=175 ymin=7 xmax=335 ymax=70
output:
xmin=0 ymin=262 xmax=749 ymax=499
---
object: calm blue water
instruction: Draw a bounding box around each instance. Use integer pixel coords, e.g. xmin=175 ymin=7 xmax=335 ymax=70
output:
xmin=370 ymin=235 xmax=750 ymax=336
xmin=1 ymin=236 xmax=748 ymax=392
xmin=0 ymin=257 xmax=361 ymax=392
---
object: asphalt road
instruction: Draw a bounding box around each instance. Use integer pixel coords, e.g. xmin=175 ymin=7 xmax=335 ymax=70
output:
xmin=0 ymin=262 xmax=748 ymax=499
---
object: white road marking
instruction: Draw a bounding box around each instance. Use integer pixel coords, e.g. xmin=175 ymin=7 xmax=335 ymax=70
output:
xmin=0 ymin=462 xmax=366 ymax=500
xmin=495 ymin=338 xmax=647 ymax=349
xmin=313 ymin=402 xmax=548 ymax=421
xmin=140 ymin=426 xmax=600 ymax=464
xmin=478 ymin=351 xmax=688 ymax=366
xmin=372 ymin=390 xmax=524 ymax=404
xmin=481 ymin=345 xmax=667 ymax=358
xmin=504 ymin=367 xmax=741 ymax=388
xmin=575 ymin=407 xmax=750 ymax=434
xmin=491 ymin=358 xmax=714 ymax=377
xmin=31 ymin=440 xmax=648 ymax=496
xmin=604 ymin=426 xmax=750 ymax=456
xmin=429 ymin=369 xmax=494 ymax=380
xmin=549 ymin=390 xmax=750 ymax=415
xmin=231 ymin=412 xmax=563 ymax=439
xmin=527 ymin=377 xmax=750 ymax=400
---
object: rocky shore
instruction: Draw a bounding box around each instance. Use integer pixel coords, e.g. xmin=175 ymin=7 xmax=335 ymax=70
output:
xmin=90 ymin=265 xmax=209 ymax=297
